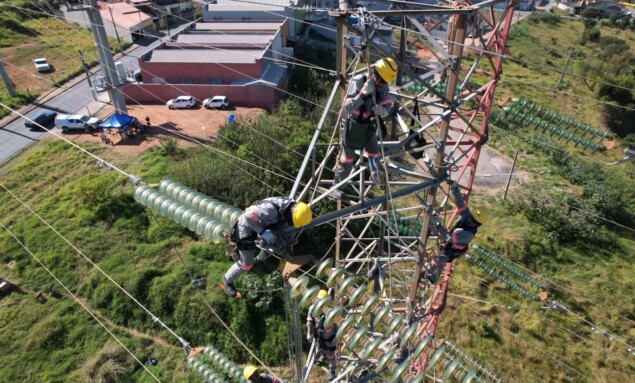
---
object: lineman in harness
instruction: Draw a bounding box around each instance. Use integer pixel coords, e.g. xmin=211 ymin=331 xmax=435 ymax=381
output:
xmin=306 ymin=290 xmax=338 ymax=381
xmin=332 ymin=57 xmax=397 ymax=199
xmin=424 ymin=181 xmax=489 ymax=283
xmin=222 ymin=197 xmax=312 ymax=297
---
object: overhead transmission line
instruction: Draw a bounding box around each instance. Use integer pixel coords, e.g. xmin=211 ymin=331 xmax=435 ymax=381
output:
xmin=459 ymin=302 xmax=593 ymax=382
xmin=0 ymin=222 xmax=164 ymax=383
xmin=382 ymin=13 xmax=635 ymax=94
xmin=0 ymin=141 xmax=281 ymax=376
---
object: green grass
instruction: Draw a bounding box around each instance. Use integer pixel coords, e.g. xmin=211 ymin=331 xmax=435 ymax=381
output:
xmin=0 ymin=2 xmax=121 ymax=118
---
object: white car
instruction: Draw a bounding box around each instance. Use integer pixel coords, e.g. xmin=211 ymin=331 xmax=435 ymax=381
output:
xmin=33 ymin=57 xmax=51 ymax=73
xmin=203 ymin=96 xmax=229 ymax=110
xmin=167 ymin=96 xmax=196 ymax=109
xmin=55 ymin=114 xmax=101 ymax=133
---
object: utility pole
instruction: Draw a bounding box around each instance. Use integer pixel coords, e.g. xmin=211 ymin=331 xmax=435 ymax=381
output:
xmin=83 ymin=0 xmax=127 ymax=114
xmin=78 ymin=50 xmax=97 ymax=100
xmin=108 ymin=6 xmax=124 ymax=54
xmin=407 ymin=11 xmax=469 ymax=322
xmin=557 ymin=47 xmax=573 ymax=88
xmin=0 ymin=54 xmax=17 ymax=97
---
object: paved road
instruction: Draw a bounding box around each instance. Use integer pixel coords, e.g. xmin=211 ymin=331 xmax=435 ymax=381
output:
xmin=0 ymin=23 xmax=191 ymax=166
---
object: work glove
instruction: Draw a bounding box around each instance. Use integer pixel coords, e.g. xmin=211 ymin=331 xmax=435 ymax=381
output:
xmin=360 ymin=78 xmax=374 ymax=98
xmin=307 ymin=331 xmax=314 ymax=343
xmin=371 ymin=104 xmax=389 ymax=117
xmin=260 ymin=229 xmax=275 ymax=243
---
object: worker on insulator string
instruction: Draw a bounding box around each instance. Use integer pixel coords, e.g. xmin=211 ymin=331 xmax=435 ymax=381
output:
xmin=306 ymin=290 xmax=338 ymax=380
xmin=331 ymin=57 xmax=397 ymax=199
xmin=222 ymin=197 xmax=312 ymax=297
xmin=243 ymin=365 xmax=288 ymax=383
xmin=424 ymin=180 xmax=489 ymax=283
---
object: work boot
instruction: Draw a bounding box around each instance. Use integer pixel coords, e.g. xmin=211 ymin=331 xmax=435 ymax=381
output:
xmin=424 ymin=254 xmax=449 ymax=283
xmin=314 ymin=354 xmax=324 ymax=366
xmin=329 ymin=368 xmax=336 ymax=381
xmin=222 ymin=276 xmax=237 ymax=297
xmin=329 ymin=189 xmax=347 ymax=201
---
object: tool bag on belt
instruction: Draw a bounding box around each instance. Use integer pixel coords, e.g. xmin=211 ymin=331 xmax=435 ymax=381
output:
xmin=344 ymin=117 xmax=373 ymax=150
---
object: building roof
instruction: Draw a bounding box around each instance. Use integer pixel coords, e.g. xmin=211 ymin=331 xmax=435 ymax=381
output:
xmin=194 ymin=21 xmax=284 ymax=31
xmin=207 ymin=0 xmax=291 ymax=12
xmin=176 ymin=33 xmax=274 ymax=48
xmin=100 ymin=2 xmax=152 ymax=30
xmin=147 ymin=48 xmax=266 ymax=64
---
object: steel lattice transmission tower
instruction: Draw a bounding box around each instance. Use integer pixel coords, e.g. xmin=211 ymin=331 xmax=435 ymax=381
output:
xmin=288 ymin=1 xmax=516 ymax=381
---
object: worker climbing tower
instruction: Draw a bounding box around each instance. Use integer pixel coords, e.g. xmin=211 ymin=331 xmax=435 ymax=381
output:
xmin=287 ymin=0 xmax=517 ymax=381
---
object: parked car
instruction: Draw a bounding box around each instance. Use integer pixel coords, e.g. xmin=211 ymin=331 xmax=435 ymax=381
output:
xmin=167 ymin=96 xmax=196 ymax=109
xmin=203 ymin=96 xmax=229 ymax=110
xmin=33 ymin=57 xmax=51 ymax=72
xmin=24 ymin=110 xmax=57 ymax=129
xmin=54 ymin=114 xmax=101 ymax=133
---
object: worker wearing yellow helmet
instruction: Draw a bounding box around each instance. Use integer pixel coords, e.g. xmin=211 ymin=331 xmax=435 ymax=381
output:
xmin=243 ymin=364 xmax=288 ymax=383
xmin=332 ymin=57 xmax=398 ymax=199
xmin=222 ymin=198 xmax=312 ymax=297
xmin=424 ymin=180 xmax=489 ymax=283
xmin=306 ymin=289 xmax=338 ymax=380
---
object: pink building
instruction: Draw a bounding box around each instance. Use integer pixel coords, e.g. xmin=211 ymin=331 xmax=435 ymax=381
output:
xmin=122 ymin=20 xmax=292 ymax=111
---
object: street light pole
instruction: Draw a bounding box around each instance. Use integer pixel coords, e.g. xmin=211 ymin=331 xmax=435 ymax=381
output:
xmin=108 ymin=6 xmax=124 ymax=54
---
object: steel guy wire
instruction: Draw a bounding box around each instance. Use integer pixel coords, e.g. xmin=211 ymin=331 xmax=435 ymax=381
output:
xmin=0 ymin=182 xmax=190 ymax=347
xmin=469 ymin=124 xmax=635 ymax=311
xmin=0 ymin=102 xmax=140 ymax=183
xmin=144 ymin=207 xmax=280 ymax=377
xmin=381 ymin=12 xmax=635 ymax=94
xmin=450 ymin=267 xmax=596 ymax=346
xmin=501 ymin=77 xmax=635 ymax=112
xmin=0 ymin=154 xmax=280 ymax=375
xmin=1 ymin=2 xmax=337 ymax=78
xmin=0 ymin=221 xmax=164 ymax=383
xmin=458 ymin=302 xmax=593 ymax=382
xmin=8 ymin=0 xmax=634 ymax=119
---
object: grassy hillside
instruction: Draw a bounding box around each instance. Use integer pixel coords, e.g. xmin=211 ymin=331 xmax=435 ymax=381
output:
xmin=0 ymin=1 xmax=121 ymax=118
xmin=0 ymin=10 xmax=633 ymax=383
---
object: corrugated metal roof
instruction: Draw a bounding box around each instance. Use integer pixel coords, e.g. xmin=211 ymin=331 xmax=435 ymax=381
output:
xmin=176 ymin=34 xmax=273 ymax=45
xmin=147 ymin=48 xmax=265 ymax=64
xmin=194 ymin=22 xmax=284 ymax=31
xmin=207 ymin=0 xmax=290 ymax=11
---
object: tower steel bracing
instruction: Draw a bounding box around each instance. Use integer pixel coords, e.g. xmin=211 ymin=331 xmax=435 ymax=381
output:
xmin=289 ymin=1 xmax=515 ymax=381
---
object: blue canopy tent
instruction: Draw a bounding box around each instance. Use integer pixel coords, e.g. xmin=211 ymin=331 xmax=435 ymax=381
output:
xmin=98 ymin=113 xmax=138 ymax=131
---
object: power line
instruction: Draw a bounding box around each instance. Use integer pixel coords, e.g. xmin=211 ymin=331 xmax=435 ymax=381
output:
xmin=0 ymin=221 xmax=163 ymax=383
xmin=0 ymin=182 xmax=189 ymax=347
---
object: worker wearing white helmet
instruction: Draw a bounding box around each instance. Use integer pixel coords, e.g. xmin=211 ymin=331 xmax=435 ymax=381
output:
xmin=425 ymin=180 xmax=490 ymax=283
xmin=332 ymin=57 xmax=397 ymax=199
xmin=223 ymin=197 xmax=312 ymax=297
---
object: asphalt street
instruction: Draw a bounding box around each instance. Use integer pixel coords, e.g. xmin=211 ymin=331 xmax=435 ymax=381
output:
xmin=0 ymin=23 xmax=191 ymax=166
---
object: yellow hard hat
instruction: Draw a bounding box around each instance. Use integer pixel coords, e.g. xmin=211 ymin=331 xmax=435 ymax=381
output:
xmin=244 ymin=365 xmax=258 ymax=380
xmin=317 ymin=289 xmax=328 ymax=300
xmin=471 ymin=208 xmax=489 ymax=225
xmin=374 ymin=57 xmax=398 ymax=84
xmin=292 ymin=202 xmax=312 ymax=228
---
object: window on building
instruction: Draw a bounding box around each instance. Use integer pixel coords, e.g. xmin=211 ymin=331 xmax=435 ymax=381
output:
xmin=209 ymin=78 xmax=223 ymax=85
xmin=242 ymin=17 xmax=252 ymax=21
xmin=181 ymin=78 xmax=194 ymax=84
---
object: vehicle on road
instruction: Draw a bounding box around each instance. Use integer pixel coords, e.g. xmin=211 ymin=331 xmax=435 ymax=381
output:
xmin=33 ymin=58 xmax=51 ymax=72
xmin=203 ymin=96 xmax=229 ymax=110
xmin=167 ymin=96 xmax=196 ymax=109
xmin=24 ymin=111 xmax=57 ymax=129
xmin=55 ymin=114 xmax=101 ymax=133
